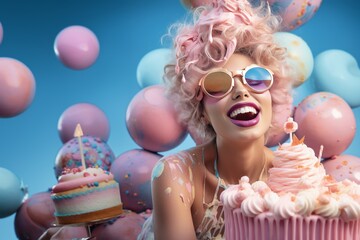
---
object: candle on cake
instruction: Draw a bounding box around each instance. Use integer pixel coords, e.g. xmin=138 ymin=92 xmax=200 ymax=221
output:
xmin=74 ymin=123 xmax=86 ymax=169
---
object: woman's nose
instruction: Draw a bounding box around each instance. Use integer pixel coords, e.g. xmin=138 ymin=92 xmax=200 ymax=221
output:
xmin=231 ymin=78 xmax=249 ymax=100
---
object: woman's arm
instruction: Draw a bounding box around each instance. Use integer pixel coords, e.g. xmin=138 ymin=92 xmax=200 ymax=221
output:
xmin=151 ymin=155 xmax=197 ymax=240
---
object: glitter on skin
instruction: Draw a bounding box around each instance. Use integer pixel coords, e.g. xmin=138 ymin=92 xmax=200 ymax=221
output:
xmin=178 ymin=178 xmax=184 ymax=186
xmin=152 ymin=161 xmax=165 ymax=181
xmin=189 ymin=167 xmax=193 ymax=182
xmin=179 ymin=193 xmax=185 ymax=204
xmin=164 ymin=187 xmax=172 ymax=195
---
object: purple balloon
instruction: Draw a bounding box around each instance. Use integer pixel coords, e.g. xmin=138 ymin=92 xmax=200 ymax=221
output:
xmin=111 ymin=149 xmax=161 ymax=213
xmin=54 ymin=25 xmax=99 ymax=70
xmin=54 ymin=136 xmax=115 ymax=179
xmin=15 ymin=191 xmax=55 ymax=240
xmin=0 ymin=22 xmax=3 ymax=44
xmin=58 ymin=103 xmax=110 ymax=143
xmin=92 ymin=211 xmax=145 ymax=240
xmin=0 ymin=57 xmax=36 ymax=118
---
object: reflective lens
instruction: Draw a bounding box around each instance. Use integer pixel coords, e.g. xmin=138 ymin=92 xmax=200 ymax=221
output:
xmin=200 ymin=65 xmax=273 ymax=99
xmin=243 ymin=67 xmax=273 ymax=92
xmin=202 ymin=71 xmax=233 ymax=97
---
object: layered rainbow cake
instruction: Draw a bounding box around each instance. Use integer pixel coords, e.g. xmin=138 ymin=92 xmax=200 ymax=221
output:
xmin=51 ymin=167 xmax=123 ymax=225
xmin=221 ymin=136 xmax=360 ymax=240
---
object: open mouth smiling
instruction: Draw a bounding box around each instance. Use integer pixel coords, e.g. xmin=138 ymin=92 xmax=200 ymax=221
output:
xmin=227 ymin=102 xmax=260 ymax=127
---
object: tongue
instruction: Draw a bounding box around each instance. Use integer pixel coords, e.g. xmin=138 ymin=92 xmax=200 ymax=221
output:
xmin=232 ymin=112 xmax=257 ymax=121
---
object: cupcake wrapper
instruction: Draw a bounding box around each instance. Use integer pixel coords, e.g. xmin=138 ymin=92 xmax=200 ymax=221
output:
xmin=224 ymin=208 xmax=360 ymax=240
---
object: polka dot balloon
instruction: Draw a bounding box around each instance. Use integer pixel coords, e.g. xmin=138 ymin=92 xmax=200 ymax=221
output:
xmin=54 ymin=136 xmax=115 ymax=179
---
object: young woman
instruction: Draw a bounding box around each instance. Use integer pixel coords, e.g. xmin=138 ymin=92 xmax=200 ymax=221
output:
xmin=138 ymin=0 xmax=293 ymax=239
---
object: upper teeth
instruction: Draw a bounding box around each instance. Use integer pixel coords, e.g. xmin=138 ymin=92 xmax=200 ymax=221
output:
xmin=230 ymin=106 xmax=257 ymax=118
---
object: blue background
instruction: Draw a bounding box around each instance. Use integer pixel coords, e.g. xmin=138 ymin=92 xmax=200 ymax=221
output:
xmin=0 ymin=0 xmax=359 ymax=239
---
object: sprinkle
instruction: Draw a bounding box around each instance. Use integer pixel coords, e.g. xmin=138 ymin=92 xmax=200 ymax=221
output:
xmin=94 ymin=182 xmax=99 ymax=187
xmin=137 ymin=201 xmax=146 ymax=206
xmin=125 ymin=190 xmax=129 ymax=195
xmin=152 ymin=162 xmax=165 ymax=181
xmin=83 ymin=172 xmax=90 ymax=177
xmin=133 ymin=192 xmax=138 ymax=197
xmin=164 ymin=187 xmax=172 ymax=195
xmin=179 ymin=194 xmax=185 ymax=203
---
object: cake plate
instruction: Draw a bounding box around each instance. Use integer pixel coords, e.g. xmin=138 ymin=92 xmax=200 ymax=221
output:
xmin=53 ymin=210 xmax=129 ymax=238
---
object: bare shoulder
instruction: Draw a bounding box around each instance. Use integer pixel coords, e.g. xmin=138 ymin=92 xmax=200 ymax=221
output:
xmin=151 ymin=141 xmax=215 ymax=202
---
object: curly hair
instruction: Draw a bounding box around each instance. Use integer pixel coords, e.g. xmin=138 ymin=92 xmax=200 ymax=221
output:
xmin=164 ymin=0 xmax=293 ymax=144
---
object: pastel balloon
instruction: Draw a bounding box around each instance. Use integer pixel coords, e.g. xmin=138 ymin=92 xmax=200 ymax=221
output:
xmin=92 ymin=211 xmax=146 ymax=240
xmin=54 ymin=25 xmax=99 ymax=70
xmin=314 ymin=49 xmax=360 ymax=108
xmin=14 ymin=191 xmax=55 ymax=240
xmin=136 ymin=48 xmax=173 ymax=88
xmin=273 ymin=32 xmax=314 ymax=87
xmin=0 ymin=167 xmax=28 ymax=218
xmin=126 ymin=85 xmax=188 ymax=152
xmin=181 ymin=0 xmax=212 ymax=9
xmin=110 ymin=149 xmax=161 ymax=213
xmin=58 ymin=103 xmax=110 ymax=143
xmin=322 ymin=155 xmax=360 ymax=184
xmin=294 ymin=92 xmax=356 ymax=159
xmin=0 ymin=22 xmax=3 ymax=44
xmin=268 ymin=0 xmax=322 ymax=31
xmin=0 ymin=58 xmax=36 ymax=118
xmin=54 ymin=136 xmax=115 ymax=179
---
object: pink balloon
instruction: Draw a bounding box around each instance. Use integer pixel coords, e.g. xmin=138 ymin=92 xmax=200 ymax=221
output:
xmin=0 ymin=22 xmax=3 ymax=44
xmin=54 ymin=25 xmax=99 ymax=70
xmin=294 ymin=92 xmax=356 ymax=159
xmin=126 ymin=85 xmax=188 ymax=152
xmin=92 ymin=211 xmax=146 ymax=240
xmin=110 ymin=149 xmax=161 ymax=213
xmin=15 ymin=191 xmax=56 ymax=240
xmin=58 ymin=103 xmax=110 ymax=143
xmin=0 ymin=58 xmax=36 ymax=118
xmin=268 ymin=0 xmax=323 ymax=31
xmin=323 ymin=155 xmax=360 ymax=184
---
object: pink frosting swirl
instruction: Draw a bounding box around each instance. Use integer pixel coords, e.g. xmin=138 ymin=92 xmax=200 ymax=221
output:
xmin=267 ymin=143 xmax=326 ymax=194
xmin=241 ymin=193 xmax=266 ymax=217
xmin=273 ymin=193 xmax=297 ymax=218
xmin=52 ymin=167 xmax=114 ymax=193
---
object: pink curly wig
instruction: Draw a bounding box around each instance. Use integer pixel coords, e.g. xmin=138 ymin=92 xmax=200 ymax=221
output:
xmin=164 ymin=0 xmax=293 ymax=144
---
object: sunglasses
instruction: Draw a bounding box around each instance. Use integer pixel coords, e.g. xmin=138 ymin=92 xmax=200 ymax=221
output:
xmin=198 ymin=64 xmax=274 ymax=99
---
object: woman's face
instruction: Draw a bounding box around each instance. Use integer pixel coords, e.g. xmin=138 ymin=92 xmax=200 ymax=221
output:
xmin=202 ymin=53 xmax=272 ymax=142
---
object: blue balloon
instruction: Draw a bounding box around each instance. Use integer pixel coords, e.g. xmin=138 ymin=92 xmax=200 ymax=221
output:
xmin=136 ymin=48 xmax=174 ymax=88
xmin=314 ymin=49 xmax=360 ymax=108
xmin=0 ymin=167 xmax=28 ymax=218
xmin=273 ymin=32 xmax=314 ymax=87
